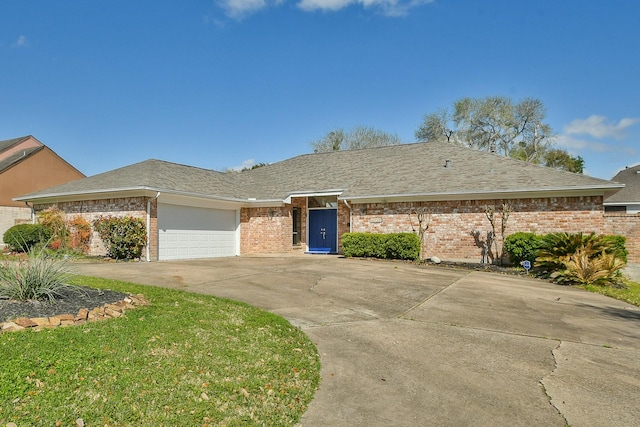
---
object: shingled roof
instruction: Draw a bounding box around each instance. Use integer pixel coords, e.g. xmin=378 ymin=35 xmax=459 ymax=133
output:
xmin=16 ymin=159 xmax=249 ymax=202
xmin=16 ymin=142 xmax=622 ymax=204
xmin=0 ymin=136 xmax=43 ymax=174
xmin=605 ymin=164 xmax=640 ymax=204
xmin=237 ymin=142 xmax=621 ymax=200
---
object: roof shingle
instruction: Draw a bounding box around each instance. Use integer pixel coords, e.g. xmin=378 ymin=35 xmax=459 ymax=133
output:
xmin=16 ymin=142 xmax=622 ymax=203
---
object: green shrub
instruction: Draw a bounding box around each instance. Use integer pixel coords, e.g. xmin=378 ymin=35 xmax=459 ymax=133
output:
xmin=342 ymin=232 xmax=420 ymax=260
xmin=342 ymin=233 xmax=383 ymax=258
xmin=503 ymin=232 xmax=541 ymax=265
xmin=3 ymin=223 xmax=51 ymax=252
xmin=0 ymin=250 xmax=78 ymax=301
xmin=599 ymin=235 xmax=628 ymax=264
xmin=93 ymin=216 xmax=147 ymax=260
xmin=383 ymin=233 xmax=421 ymax=260
xmin=536 ymin=232 xmax=627 ymax=286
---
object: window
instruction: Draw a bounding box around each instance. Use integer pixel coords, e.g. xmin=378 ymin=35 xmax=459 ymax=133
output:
xmin=308 ymin=195 xmax=338 ymax=208
xmin=292 ymin=207 xmax=301 ymax=245
xmin=605 ymin=205 xmax=626 ymax=213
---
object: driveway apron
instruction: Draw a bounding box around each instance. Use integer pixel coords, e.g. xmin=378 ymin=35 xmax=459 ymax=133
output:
xmin=72 ymin=257 xmax=640 ymax=426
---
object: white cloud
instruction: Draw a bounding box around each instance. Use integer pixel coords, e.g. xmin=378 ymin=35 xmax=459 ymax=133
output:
xmin=563 ymin=115 xmax=640 ymax=140
xmin=553 ymin=134 xmax=612 ymax=152
xmin=12 ymin=35 xmax=28 ymax=48
xmin=219 ymin=0 xmax=433 ymax=19
xmin=219 ymin=0 xmax=268 ymax=19
xmin=297 ymin=0 xmax=433 ymax=16
xmin=229 ymin=158 xmax=257 ymax=171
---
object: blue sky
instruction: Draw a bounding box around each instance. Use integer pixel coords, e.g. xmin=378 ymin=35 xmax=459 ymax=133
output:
xmin=1 ymin=0 xmax=638 ymax=179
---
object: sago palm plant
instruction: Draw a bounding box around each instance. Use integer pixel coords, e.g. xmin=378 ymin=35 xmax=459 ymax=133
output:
xmin=536 ymin=232 xmax=626 ymax=286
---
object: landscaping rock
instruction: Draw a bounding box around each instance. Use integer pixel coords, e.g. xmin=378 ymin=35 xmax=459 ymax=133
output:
xmin=1 ymin=322 xmax=23 ymax=331
xmin=14 ymin=317 xmax=37 ymax=328
xmin=0 ymin=293 xmax=149 ymax=334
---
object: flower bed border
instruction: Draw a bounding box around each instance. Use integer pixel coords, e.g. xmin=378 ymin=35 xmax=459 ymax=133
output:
xmin=0 ymin=294 xmax=148 ymax=333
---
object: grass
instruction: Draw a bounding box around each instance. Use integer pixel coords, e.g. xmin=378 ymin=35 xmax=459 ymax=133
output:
xmin=0 ymin=276 xmax=320 ymax=426
xmin=580 ymin=278 xmax=640 ymax=307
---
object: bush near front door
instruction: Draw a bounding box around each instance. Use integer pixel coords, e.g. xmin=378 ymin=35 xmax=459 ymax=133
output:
xmin=342 ymin=232 xmax=420 ymax=260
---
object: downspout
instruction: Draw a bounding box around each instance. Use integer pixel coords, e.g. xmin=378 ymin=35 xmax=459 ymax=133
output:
xmin=24 ymin=202 xmax=35 ymax=224
xmin=146 ymin=192 xmax=160 ymax=262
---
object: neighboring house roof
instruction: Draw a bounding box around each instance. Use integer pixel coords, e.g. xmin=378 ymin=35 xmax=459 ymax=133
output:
xmin=605 ymin=163 xmax=640 ymax=205
xmin=0 ymin=136 xmax=43 ymax=174
xmin=16 ymin=142 xmax=623 ymax=205
xmin=0 ymin=135 xmax=84 ymax=177
xmin=0 ymin=135 xmax=32 ymax=152
xmin=0 ymin=146 xmax=43 ymax=173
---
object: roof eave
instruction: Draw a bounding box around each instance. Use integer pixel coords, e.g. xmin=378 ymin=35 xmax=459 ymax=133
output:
xmin=339 ymin=185 xmax=623 ymax=203
xmin=14 ymin=186 xmax=251 ymax=205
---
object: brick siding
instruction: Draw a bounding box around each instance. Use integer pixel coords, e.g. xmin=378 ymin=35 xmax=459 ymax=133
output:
xmin=34 ymin=197 xmax=155 ymax=260
xmin=605 ymin=214 xmax=640 ymax=263
xmin=34 ymin=194 xmax=639 ymax=265
xmin=240 ymin=206 xmax=293 ymax=254
xmin=350 ymin=197 xmax=606 ymax=262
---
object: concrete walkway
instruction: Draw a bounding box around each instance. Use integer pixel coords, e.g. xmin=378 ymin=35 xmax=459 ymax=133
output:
xmin=72 ymin=256 xmax=640 ymax=426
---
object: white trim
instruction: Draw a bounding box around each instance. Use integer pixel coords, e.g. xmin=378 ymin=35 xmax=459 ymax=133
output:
xmin=341 ymin=187 xmax=619 ymax=204
xmin=235 ymin=209 xmax=241 ymax=256
xmin=284 ymin=190 xmax=344 ymax=204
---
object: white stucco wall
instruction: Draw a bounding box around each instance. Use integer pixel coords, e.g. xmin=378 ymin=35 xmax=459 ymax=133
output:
xmin=0 ymin=205 xmax=33 ymax=246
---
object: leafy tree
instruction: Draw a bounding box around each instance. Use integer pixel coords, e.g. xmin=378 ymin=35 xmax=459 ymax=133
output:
xmin=415 ymin=96 xmax=583 ymax=173
xmin=542 ymin=148 xmax=584 ymax=174
xmin=310 ymin=126 xmax=402 ymax=153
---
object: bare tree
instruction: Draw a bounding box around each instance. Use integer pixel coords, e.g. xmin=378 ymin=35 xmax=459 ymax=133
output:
xmin=484 ymin=202 xmax=512 ymax=265
xmin=310 ymin=126 xmax=402 ymax=153
xmin=407 ymin=204 xmax=433 ymax=259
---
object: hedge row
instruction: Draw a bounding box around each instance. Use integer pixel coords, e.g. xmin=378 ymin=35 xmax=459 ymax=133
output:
xmin=342 ymin=232 xmax=420 ymax=260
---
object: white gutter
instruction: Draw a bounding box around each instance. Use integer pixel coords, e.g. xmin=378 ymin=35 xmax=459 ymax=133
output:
xmin=146 ymin=192 xmax=160 ymax=262
xmin=24 ymin=202 xmax=35 ymax=224
xmin=340 ymin=184 xmax=625 ymax=203
xmin=13 ymin=186 xmax=253 ymax=205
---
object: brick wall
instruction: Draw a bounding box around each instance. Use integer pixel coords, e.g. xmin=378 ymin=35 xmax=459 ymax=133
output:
xmin=34 ymin=197 xmax=153 ymax=259
xmin=605 ymin=214 xmax=640 ymax=263
xmin=240 ymin=206 xmax=293 ymax=254
xmin=291 ymin=197 xmax=307 ymax=253
xmin=350 ymin=197 xmax=606 ymax=262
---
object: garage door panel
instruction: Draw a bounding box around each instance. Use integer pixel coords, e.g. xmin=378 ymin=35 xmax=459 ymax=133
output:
xmin=158 ymin=204 xmax=237 ymax=260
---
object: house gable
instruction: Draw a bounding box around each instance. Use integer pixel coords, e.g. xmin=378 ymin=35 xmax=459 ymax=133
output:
xmin=0 ymin=136 xmax=85 ymax=208
xmin=605 ymin=164 xmax=640 ymax=213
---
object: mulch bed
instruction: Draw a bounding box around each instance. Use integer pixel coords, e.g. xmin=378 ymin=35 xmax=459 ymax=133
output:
xmin=0 ymin=287 xmax=128 ymax=323
xmin=429 ymin=260 xmax=531 ymax=276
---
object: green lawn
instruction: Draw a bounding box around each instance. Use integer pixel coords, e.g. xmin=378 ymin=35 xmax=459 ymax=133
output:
xmin=581 ymin=279 xmax=640 ymax=307
xmin=0 ymin=276 xmax=320 ymax=426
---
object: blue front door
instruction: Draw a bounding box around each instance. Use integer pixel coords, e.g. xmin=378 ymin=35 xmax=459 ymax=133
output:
xmin=308 ymin=209 xmax=337 ymax=253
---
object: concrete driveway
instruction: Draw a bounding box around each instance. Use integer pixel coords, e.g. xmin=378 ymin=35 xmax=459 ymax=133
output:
xmin=72 ymin=256 xmax=640 ymax=426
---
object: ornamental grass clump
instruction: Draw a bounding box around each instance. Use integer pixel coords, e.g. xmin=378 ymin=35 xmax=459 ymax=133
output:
xmin=0 ymin=251 xmax=77 ymax=302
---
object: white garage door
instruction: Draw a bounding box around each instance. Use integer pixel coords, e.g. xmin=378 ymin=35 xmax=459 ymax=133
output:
xmin=158 ymin=203 xmax=237 ymax=260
